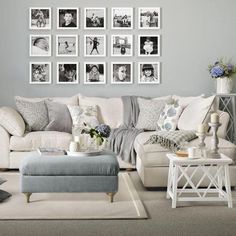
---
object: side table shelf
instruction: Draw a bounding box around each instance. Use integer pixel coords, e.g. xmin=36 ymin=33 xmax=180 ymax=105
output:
xmin=215 ymin=94 xmax=236 ymax=144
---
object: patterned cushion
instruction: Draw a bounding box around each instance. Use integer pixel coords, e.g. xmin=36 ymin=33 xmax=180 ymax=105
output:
xmin=67 ymin=105 xmax=99 ymax=128
xmin=15 ymin=98 xmax=48 ymax=131
xmin=136 ymin=98 xmax=165 ymax=131
xmin=44 ymin=101 xmax=72 ymax=133
xmin=157 ymin=99 xmax=183 ymax=131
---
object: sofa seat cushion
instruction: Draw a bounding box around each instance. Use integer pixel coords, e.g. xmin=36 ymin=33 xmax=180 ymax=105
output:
xmin=134 ymin=131 xmax=170 ymax=167
xmin=134 ymin=131 xmax=236 ymax=167
xmin=10 ymin=131 xmax=72 ymax=151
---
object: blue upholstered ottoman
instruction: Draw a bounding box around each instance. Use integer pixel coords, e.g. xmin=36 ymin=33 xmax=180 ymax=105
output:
xmin=20 ymin=152 xmax=119 ymax=203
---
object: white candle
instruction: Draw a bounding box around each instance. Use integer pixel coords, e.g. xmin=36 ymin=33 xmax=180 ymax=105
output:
xmin=197 ymin=124 xmax=206 ymax=133
xmin=74 ymin=136 xmax=80 ymax=142
xmin=211 ymin=113 xmax=219 ymax=123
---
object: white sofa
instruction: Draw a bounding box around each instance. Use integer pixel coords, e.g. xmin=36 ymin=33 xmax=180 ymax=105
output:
xmin=0 ymin=94 xmax=235 ymax=187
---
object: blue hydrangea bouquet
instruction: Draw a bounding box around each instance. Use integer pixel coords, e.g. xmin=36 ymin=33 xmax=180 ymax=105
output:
xmin=81 ymin=123 xmax=111 ymax=146
xmin=208 ymin=59 xmax=236 ymax=78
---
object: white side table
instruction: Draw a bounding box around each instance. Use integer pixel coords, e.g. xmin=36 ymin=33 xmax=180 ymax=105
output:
xmin=166 ymin=153 xmax=233 ymax=208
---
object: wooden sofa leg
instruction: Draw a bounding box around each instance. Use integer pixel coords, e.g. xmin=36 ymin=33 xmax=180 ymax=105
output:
xmin=107 ymin=192 xmax=116 ymax=203
xmin=24 ymin=192 xmax=32 ymax=203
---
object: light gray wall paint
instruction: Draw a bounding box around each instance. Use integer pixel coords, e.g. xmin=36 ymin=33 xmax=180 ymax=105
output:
xmin=0 ymin=0 xmax=236 ymax=107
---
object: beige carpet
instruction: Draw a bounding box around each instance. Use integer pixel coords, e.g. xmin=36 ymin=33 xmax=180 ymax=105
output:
xmin=0 ymin=172 xmax=147 ymax=220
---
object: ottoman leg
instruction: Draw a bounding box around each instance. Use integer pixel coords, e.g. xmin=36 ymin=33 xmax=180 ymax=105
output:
xmin=107 ymin=192 xmax=116 ymax=203
xmin=24 ymin=192 xmax=32 ymax=203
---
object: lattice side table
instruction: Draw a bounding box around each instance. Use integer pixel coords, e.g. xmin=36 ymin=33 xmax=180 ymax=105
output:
xmin=166 ymin=153 xmax=233 ymax=208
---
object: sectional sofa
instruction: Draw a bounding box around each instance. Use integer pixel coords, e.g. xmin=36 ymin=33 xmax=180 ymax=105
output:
xmin=0 ymin=94 xmax=235 ymax=187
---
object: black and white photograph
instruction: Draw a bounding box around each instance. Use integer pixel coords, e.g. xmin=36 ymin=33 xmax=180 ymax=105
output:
xmin=111 ymin=35 xmax=133 ymax=57
xmin=84 ymin=63 xmax=106 ymax=84
xmin=111 ymin=8 xmax=133 ymax=29
xmin=84 ymin=8 xmax=106 ymax=29
xmin=29 ymin=62 xmax=51 ymax=84
xmin=56 ymin=35 xmax=78 ymax=57
xmin=138 ymin=35 xmax=160 ymax=56
xmin=138 ymin=7 xmax=160 ymax=29
xmin=84 ymin=35 xmax=106 ymax=57
xmin=138 ymin=62 xmax=160 ymax=84
xmin=111 ymin=62 xmax=133 ymax=84
xmin=29 ymin=35 xmax=51 ymax=57
xmin=57 ymin=62 xmax=78 ymax=84
xmin=29 ymin=7 xmax=51 ymax=30
xmin=57 ymin=8 xmax=78 ymax=29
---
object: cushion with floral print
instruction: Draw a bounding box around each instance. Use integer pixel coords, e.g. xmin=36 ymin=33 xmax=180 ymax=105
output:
xmin=157 ymin=98 xmax=183 ymax=131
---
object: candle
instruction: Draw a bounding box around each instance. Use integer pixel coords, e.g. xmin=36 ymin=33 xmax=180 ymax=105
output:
xmin=197 ymin=124 xmax=206 ymax=134
xmin=74 ymin=136 xmax=80 ymax=142
xmin=210 ymin=113 xmax=219 ymax=123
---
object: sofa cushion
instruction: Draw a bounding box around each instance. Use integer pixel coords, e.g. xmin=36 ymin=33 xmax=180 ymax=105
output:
xmin=0 ymin=107 xmax=25 ymax=136
xmin=10 ymin=131 xmax=72 ymax=151
xmin=172 ymin=94 xmax=204 ymax=108
xmin=136 ymin=98 xmax=165 ymax=130
xmin=14 ymin=95 xmax=78 ymax=105
xmin=134 ymin=131 xmax=170 ymax=167
xmin=134 ymin=131 xmax=236 ymax=167
xmin=78 ymin=94 xmax=123 ymax=128
xmin=15 ymin=99 xmax=48 ymax=131
xmin=177 ymin=96 xmax=215 ymax=131
xmin=45 ymin=101 xmax=72 ymax=133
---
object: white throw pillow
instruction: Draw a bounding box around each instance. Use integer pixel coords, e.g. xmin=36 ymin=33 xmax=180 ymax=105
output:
xmin=0 ymin=107 xmax=25 ymax=136
xmin=172 ymin=94 xmax=204 ymax=108
xmin=78 ymin=94 xmax=123 ymax=128
xmin=177 ymin=96 xmax=215 ymax=131
xmin=157 ymin=99 xmax=183 ymax=131
xmin=67 ymin=105 xmax=99 ymax=128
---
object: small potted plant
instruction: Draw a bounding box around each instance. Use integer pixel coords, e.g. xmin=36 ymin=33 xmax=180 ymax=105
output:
xmin=208 ymin=59 xmax=236 ymax=94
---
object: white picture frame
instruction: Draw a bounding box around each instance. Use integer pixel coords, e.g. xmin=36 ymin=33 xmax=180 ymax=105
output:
xmin=57 ymin=62 xmax=79 ymax=84
xmin=84 ymin=62 xmax=106 ymax=84
xmin=111 ymin=62 xmax=133 ymax=84
xmin=138 ymin=35 xmax=160 ymax=57
xmin=138 ymin=7 xmax=160 ymax=29
xmin=111 ymin=8 xmax=133 ymax=29
xmin=56 ymin=35 xmax=78 ymax=57
xmin=29 ymin=7 xmax=51 ymax=30
xmin=138 ymin=62 xmax=160 ymax=84
xmin=57 ymin=7 xmax=79 ymax=29
xmin=29 ymin=34 xmax=51 ymax=57
xmin=111 ymin=35 xmax=133 ymax=57
xmin=84 ymin=8 xmax=106 ymax=30
xmin=84 ymin=35 xmax=106 ymax=57
xmin=29 ymin=62 xmax=51 ymax=84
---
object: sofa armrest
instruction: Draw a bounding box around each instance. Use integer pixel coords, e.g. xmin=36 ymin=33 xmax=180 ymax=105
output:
xmin=208 ymin=110 xmax=229 ymax=139
xmin=0 ymin=106 xmax=25 ymax=136
xmin=0 ymin=126 xmax=10 ymax=168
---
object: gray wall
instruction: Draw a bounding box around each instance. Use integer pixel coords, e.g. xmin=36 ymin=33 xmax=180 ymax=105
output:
xmin=1 ymin=0 xmax=236 ymax=107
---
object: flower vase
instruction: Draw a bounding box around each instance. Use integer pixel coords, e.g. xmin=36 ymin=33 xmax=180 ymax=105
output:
xmin=216 ymin=77 xmax=233 ymax=94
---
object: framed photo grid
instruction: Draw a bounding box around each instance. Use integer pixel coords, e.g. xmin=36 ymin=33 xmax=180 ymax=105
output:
xmin=28 ymin=7 xmax=162 ymax=85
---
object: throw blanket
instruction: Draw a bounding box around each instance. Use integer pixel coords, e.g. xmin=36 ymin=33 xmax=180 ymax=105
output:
xmin=108 ymin=96 xmax=143 ymax=165
xmin=144 ymin=130 xmax=197 ymax=152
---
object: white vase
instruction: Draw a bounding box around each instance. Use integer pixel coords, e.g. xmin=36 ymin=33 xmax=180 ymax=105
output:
xmin=216 ymin=77 xmax=233 ymax=94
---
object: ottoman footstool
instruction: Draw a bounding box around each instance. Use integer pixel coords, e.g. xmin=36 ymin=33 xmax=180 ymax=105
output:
xmin=20 ymin=152 xmax=119 ymax=203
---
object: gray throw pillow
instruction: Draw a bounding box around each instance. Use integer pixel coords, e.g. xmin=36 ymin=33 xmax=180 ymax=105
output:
xmin=0 ymin=190 xmax=11 ymax=202
xmin=15 ymin=98 xmax=48 ymax=131
xmin=45 ymin=101 xmax=72 ymax=133
xmin=136 ymin=98 xmax=165 ymax=130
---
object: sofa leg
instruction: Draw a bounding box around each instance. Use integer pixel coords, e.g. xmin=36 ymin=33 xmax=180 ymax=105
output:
xmin=24 ymin=192 xmax=32 ymax=203
xmin=0 ymin=168 xmax=8 ymax=171
xmin=106 ymin=192 xmax=115 ymax=203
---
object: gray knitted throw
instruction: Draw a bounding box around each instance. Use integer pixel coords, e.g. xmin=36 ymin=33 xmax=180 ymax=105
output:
xmin=144 ymin=130 xmax=197 ymax=151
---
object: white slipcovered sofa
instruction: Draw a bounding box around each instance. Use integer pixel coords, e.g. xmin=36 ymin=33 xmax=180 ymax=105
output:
xmin=0 ymin=94 xmax=235 ymax=187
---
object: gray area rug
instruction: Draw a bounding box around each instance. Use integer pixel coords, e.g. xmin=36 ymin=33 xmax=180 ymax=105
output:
xmin=0 ymin=172 xmax=147 ymax=220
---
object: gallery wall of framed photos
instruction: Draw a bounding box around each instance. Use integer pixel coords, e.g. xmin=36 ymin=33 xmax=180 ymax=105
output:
xmin=29 ymin=7 xmax=161 ymax=86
